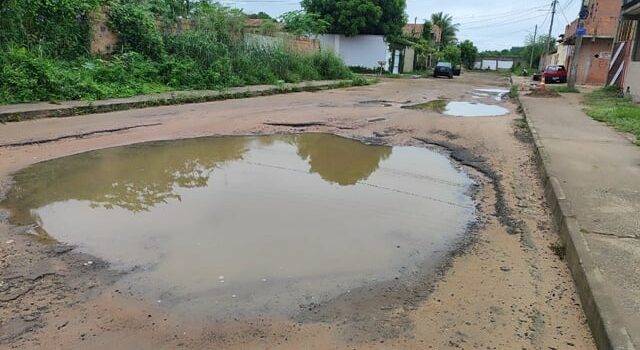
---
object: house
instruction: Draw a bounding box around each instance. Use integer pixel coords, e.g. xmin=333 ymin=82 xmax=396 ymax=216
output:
xmin=562 ymin=0 xmax=621 ymax=85
xmin=609 ymin=0 xmax=640 ymax=101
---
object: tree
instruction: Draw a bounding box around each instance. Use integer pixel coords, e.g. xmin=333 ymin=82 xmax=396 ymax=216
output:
xmin=441 ymin=44 xmax=461 ymax=65
xmin=459 ymin=40 xmax=477 ymax=69
xmin=280 ymin=10 xmax=330 ymax=38
xmin=301 ymin=0 xmax=407 ymax=37
xmin=426 ymin=12 xmax=459 ymax=49
xmin=248 ymin=11 xmax=273 ymax=20
xmin=520 ymin=34 xmax=554 ymax=68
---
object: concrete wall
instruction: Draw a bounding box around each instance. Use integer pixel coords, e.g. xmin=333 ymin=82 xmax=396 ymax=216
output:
xmin=403 ymin=48 xmax=415 ymax=73
xmin=473 ymin=58 xmax=514 ymax=70
xmin=318 ymin=34 xmax=390 ymax=70
xmin=624 ymin=61 xmax=640 ymax=101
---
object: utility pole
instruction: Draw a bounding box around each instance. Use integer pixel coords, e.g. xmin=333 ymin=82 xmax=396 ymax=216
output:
xmin=569 ymin=1 xmax=589 ymax=88
xmin=540 ymin=0 xmax=558 ymax=71
xmin=529 ymin=24 xmax=538 ymax=68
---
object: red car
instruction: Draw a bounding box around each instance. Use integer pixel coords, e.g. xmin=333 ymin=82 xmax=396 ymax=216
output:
xmin=543 ymin=65 xmax=567 ymax=84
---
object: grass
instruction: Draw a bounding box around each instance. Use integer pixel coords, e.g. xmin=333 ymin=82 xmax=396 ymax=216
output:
xmin=549 ymin=242 xmax=566 ymax=260
xmin=583 ymin=86 xmax=640 ymax=144
xmin=509 ymin=84 xmax=519 ymax=98
xmin=549 ymin=85 xmax=580 ymax=93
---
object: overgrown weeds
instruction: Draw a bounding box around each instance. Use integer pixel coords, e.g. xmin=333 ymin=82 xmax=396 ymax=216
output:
xmin=583 ymin=86 xmax=640 ymax=144
xmin=509 ymin=84 xmax=519 ymax=99
xmin=549 ymin=242 xmax=566 ymax=260
xmin=0 ymin=1 xmax=354 ymax=104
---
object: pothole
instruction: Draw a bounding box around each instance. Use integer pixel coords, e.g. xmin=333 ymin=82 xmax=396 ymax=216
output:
xmin=1 ymin=134 xmax=476 ymax=320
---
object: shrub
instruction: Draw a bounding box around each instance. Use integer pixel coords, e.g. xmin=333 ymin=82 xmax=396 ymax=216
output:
xmin=108 ymin=2 xmax=165 ymax=59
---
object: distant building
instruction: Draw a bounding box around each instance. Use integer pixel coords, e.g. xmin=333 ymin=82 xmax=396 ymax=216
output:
xmin=473 ymin=56 xmax=518 ymax=70
xmin=562 ymin=0 xmax=621 ymax=85
xmin=609 ymin=0 xmax=640 ymax=101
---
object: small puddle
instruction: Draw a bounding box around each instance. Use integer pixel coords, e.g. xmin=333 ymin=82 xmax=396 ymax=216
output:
xmin=472 ymin=88 xmax=510 ymax=101
xmin=1 ymin=134 xmax=475 ymax=319
xmin=444 ymin=101 xmax=509 ymax=117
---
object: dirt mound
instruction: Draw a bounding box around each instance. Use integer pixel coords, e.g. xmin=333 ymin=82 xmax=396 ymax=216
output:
xmin=526 ymin=89 xmax=560 ymax=98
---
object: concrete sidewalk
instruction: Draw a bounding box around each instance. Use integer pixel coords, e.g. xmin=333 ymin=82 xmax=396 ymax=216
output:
xmin=0 ymin=80 xmax=353 ymax=122
xmin=520 ymin=91 xmax=640 ymax=350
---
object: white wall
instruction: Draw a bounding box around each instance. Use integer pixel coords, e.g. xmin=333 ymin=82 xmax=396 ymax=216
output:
xmin=473 ymin=58 xmax=514 ymax=70
xmin=318 ymin=34 xmax=390 ymax=70
xmin=482 ymin=59 xmax=498 ymax=70
xmin=625 ymin=61 xmax=640 ymax=102
xmin=497 ymin=60 xmax=514 ymax=70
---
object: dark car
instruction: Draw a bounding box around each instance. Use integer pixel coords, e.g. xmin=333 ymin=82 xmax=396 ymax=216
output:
xmin=433 ymin=62 xmax=454 ymax=79
xmin=542 ymin=65 xmax=567 ymax=83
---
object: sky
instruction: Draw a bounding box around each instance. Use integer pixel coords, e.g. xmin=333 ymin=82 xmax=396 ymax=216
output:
xmin=218 ymin=0 xmax=582 ymax=51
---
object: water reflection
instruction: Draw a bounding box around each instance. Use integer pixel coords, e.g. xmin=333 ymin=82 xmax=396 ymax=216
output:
xmin=4 ymin=134 xmax=392 ymax=220
xmin=295 ymin=134 xmax=392 ymax=185
xmin=5 ymin=137 xmax=249 ymax=220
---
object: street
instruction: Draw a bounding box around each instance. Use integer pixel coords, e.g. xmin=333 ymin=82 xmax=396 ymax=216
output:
xmin=0 ymin=72 xmax=596 ymax=349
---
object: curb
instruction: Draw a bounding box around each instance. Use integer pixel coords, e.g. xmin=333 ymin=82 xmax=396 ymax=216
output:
xmin=519 ymin=97 xmax=636 ymax=350
xmin=0 ymin=80 xmax=361 ymax=123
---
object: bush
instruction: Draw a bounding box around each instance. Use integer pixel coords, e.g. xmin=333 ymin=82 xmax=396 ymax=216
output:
xmin=108 ymin=2 xmax=165 ymax=59
xmin=0 ymin=0 xmax=99 ymax=58
xmin=0 ymin=1 xmax=354 ymax=104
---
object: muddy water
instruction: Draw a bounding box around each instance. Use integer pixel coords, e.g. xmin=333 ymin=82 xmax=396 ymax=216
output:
xmin=2 ymin=134 xmax=475 ymax=320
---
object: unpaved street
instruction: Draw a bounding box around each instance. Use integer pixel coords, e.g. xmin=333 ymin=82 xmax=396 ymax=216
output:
xmin=0 ymin=72 xmax=595 ymax=349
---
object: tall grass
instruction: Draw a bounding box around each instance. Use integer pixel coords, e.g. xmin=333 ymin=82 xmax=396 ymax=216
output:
xmin=0 ymin=1 xmax=353 ymax=104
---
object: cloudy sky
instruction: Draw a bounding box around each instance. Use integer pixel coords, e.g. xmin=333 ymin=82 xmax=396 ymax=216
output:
xmin=219 ymin=0 xmax=581 ymax=50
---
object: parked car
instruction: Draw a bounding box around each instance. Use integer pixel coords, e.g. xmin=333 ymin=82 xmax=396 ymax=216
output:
xmin=542 ymin=65 xmax=567 ymax=83
xmin=433 ymin=62 xmax=454 ymax=79
xmin=453 ymin=65 xmax=462 ymax=76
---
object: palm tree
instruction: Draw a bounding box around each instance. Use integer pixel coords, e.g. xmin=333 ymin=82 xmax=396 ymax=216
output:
xmin=425 ymin=12 xmax=459 ymax=49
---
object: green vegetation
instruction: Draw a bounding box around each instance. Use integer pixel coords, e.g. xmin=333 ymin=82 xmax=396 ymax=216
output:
xmin=509 ymin=84 xmax=519 ymax=99
xmin=0 ymin=0 xmax=353 ymax=104
xmin=584 ymin=86 xmax=640 ymax=143
xmin=302 ymin=0 xmax=407 ymax=37
xmin=549 ymin=86 xmax=580 ymax=93
xmin=459 ymin=40 xmax=478 ymax=70
xmin=279 ymin=10 xmax=330 ymax=38
xmin=549 ymin=242 xmax=566 ymax=260
xmin=426 ymin=12 xmax=459 ymax=49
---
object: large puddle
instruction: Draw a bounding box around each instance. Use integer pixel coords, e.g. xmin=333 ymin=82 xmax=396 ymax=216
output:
xmin=2 ymin=134 xmax=475 ymax=319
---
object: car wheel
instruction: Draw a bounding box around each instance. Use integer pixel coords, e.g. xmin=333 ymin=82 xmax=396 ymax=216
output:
xmin=449 ymin=73 xmax=453 ymax=79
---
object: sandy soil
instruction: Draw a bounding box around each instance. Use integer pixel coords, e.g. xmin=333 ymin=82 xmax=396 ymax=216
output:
xmin=0 ymin=72 xmax=595 ymax=349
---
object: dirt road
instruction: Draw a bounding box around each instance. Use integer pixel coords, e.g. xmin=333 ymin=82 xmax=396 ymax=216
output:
xmin=0 ymin=72 xmax=595 ymax=349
